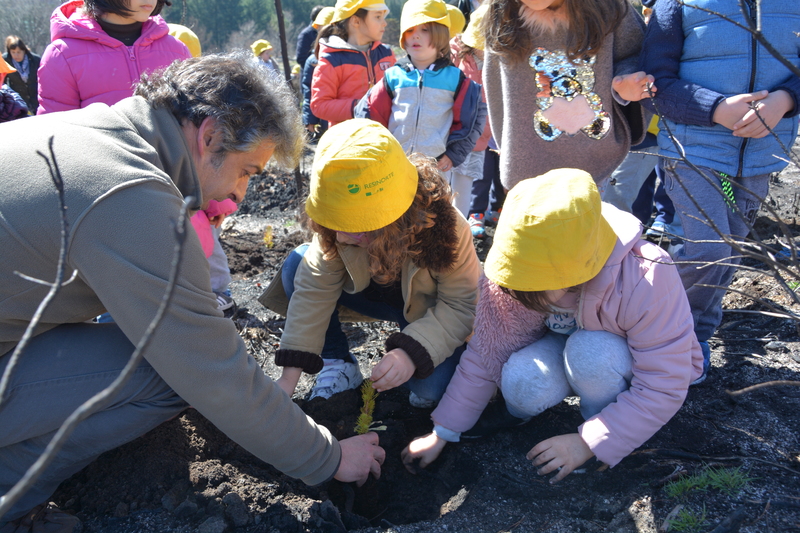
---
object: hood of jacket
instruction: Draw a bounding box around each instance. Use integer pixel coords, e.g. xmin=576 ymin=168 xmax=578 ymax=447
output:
xmin=50 ymin=0 xmax=170 ymax=47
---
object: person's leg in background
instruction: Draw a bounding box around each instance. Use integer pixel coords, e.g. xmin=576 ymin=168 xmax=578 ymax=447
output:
xmin=451 ymin=151 xmax=485 ymax=218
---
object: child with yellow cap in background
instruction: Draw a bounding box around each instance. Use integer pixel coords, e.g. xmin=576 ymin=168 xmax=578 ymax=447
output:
xmin=355 ymin=0 xmax=486 ymax=218
xmin=251 ymin=39 xmax=279 ymax=74
xmin=449 ymin=3 xmax=503 ymax=233
xmin=302 ymin=6 xmax=336 ymax=139
xmin=402 ymin=169 xmax=704 ymax=481
xmin=310 ymin=0 xmax=395 ymax=127
xmin=258 ymin=119 xmax=480 ymax=406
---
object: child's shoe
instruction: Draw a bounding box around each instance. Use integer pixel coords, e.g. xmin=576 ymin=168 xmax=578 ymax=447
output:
xmin=0 ymin=503 xmax=81 ymax=533
xmin=691 ymin=341 xmax=711 ymax=385
xmin=408 ymin=391 xmax=436 ymax=409
xmin=309 ymin=358 xmax=363 ymax=399
xmin=214 ymin=291 xmax=237 ymax=319
xmin=468 ymin=213 xmax=486 ymax=238
xmin=484 ymin=209 xmax=501 ymax=227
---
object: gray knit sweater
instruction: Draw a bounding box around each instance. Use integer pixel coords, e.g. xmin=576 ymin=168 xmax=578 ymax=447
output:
xmin=484 ymin=3 xmax=648 ymax=190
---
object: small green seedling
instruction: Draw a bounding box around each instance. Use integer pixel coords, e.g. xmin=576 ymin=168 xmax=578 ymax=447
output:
xmin=668 ymin=505 xmax=708 ymax=532
xmin=263 ymin=225 xmax=274 ymax=249
xmin=354 ymin=380 xmax=386 ymax=435
xmin=705 ymin=466 xmax=755 ymax=496
xmin=665 ymin=471 xmax=711 ymax=499
xmin=665 ymin=466 xmax=754 ymax=499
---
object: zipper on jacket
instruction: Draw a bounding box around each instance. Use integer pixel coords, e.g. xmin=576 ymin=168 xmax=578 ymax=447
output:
xmin=737 ymin=0 xmax=758 ymax=177
xmin=364 ymin=49 xmax=376 ymax=88
xmin=413 ymin=71 xmax=424 ymax=154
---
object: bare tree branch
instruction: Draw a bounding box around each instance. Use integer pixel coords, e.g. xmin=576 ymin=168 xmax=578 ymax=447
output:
xmin=727 ymin=380 xmax=800 ymax=397
xmin=0 ymin=138 xmax=75 ymax=407
xmin=0 ymin=189 xmax=194 ymax=519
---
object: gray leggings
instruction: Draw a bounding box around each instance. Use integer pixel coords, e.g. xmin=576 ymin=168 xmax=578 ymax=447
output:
xmin=0 ymin=323 xmax=187 ymax=521
xmin=501 ymin=330 xmax=632 ymax=421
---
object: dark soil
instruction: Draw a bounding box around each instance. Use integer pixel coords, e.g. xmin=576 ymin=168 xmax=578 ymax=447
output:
xmin=47 ymin=146 xmax=800 ymax=533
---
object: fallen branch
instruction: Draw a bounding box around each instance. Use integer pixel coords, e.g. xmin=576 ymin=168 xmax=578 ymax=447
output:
xmin=727 ymin=380 xmax=800 ymax=397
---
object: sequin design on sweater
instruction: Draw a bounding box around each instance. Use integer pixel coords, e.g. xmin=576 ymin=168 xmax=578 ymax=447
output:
xmin=529 ymin=48 xmax=610 ymax=142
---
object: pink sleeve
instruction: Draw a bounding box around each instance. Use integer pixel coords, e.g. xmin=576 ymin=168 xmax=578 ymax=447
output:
xmin=190 ymin=210 xmax=215 ymax=258
xmin=37 ymin=42 xmax=81 ymax=114
xmin=432 ymin=343 xmax=499 ymax=433
xmin=204 ymin=199 xmax=238 ymax=218
xmin=579 ymin=251 xmax=698 ymax=467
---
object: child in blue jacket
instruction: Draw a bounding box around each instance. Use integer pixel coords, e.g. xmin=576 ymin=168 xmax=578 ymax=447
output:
xmin=356 ymin=0 xmax=486 ymax=206
xmin=640 ymin=0 xmax=800 ymax=381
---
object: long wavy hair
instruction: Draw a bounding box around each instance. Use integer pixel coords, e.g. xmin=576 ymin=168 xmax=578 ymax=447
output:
xmin=484 ymin=0 xmax=627 ymax=63
xmin=310 ymin=154 xmax=452 ymax=285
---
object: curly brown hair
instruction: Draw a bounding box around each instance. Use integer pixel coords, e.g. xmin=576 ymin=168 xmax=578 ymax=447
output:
xmin=484 ymin=0 xmax=627 ymax=63
xmin=309 ymin=153 xmax=452 ymax=285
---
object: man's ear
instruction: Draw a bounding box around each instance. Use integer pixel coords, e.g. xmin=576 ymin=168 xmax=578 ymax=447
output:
xmin=196 ymin=116 xmax=218 ymax=157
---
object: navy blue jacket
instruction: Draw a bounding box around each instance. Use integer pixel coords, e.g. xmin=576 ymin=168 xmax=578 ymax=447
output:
xmin=640 ymin=0 xmax=800 ymax=177
xmin=295 ymin=24 xmax=317 ymax=70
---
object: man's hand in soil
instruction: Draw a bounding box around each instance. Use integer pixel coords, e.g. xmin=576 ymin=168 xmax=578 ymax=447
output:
xmin=527 ymin=433 xmax=594 ymax=483
xmin=400 ymin=432 xmax=447 ymax=473
xmin=370 ymin=348 xmax=415 ymax=392
xmin=276 ymin=367 xmax=302 ymax=398
xmin=336 ymin=432 xmax=385 ymax=486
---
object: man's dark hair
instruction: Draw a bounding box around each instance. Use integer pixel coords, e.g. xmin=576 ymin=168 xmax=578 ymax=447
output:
xmin=310 ymin=5 xmax=326 ymax=21
xmin=83 ymin=0 xmax=172 ymax=19
xmin=135 ymin=51 xmax=303 ymax=167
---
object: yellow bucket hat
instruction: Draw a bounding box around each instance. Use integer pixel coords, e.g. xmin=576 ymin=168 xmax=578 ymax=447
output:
xmin=484 ymin=169 xmax=617 ymax=292
xmin=168 ymin=24 xmax=202 ymax=58
xmin=446 ymin=4 xmax=465 ymax=38
xmin=461 ymin=3 xmax=488 ymax=50
xmin=250 ymin=39 xmax=273 ymax=57
xmin=312 ymin=6 xmax=336 ymax=29
xmin=400 ymin=0 xmax=450 ymax=39
xmin=306 ymin=119 xmax=418 ymax=232
xmin=331 ymin=0 xmax=389 ymax=24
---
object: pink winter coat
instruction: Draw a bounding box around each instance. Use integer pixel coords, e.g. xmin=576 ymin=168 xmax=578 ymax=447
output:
xmin=37 ymin=0 xmax=190 ymax=114
xmin=432 ymin=204 xmax=704 ymax=467
xmin=190 ymin=200 xmax=238 ymax=258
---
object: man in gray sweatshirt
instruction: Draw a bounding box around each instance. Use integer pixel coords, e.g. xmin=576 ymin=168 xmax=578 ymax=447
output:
xmin=0 ymin=52 xmax=384 ymax=530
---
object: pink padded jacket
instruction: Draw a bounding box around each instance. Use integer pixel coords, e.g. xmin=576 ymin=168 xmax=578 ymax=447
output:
xmin=37 ymin=0 xmax=190 ymax=114
xmin=432 ymin=205 xmax=704 ymax=468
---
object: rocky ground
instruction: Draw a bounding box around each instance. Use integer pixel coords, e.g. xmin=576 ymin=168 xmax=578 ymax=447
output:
xmin=42 ymin=146 xmax=800 ymax=533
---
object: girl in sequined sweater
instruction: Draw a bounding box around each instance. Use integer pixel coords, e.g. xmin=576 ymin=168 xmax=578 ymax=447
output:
xmin=482 ymin=0 xmax=653 ymax=192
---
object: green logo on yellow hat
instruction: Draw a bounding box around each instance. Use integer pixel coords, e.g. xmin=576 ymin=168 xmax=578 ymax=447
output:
xmin=348 ymin=184 xmax=360 ymax=194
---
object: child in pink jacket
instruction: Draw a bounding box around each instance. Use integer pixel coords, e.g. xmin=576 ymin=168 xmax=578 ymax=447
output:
xmin=402 ymin=169 xmax=703 ymax=482
xmin=37 ymin=0 xmax=190 ymax=114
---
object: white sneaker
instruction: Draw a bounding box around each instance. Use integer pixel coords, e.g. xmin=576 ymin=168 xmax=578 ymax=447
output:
xmin=408 ymin=391 xmax=436 ymax=409
xmin=309 ymin=358 xmax=363 ymax=399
